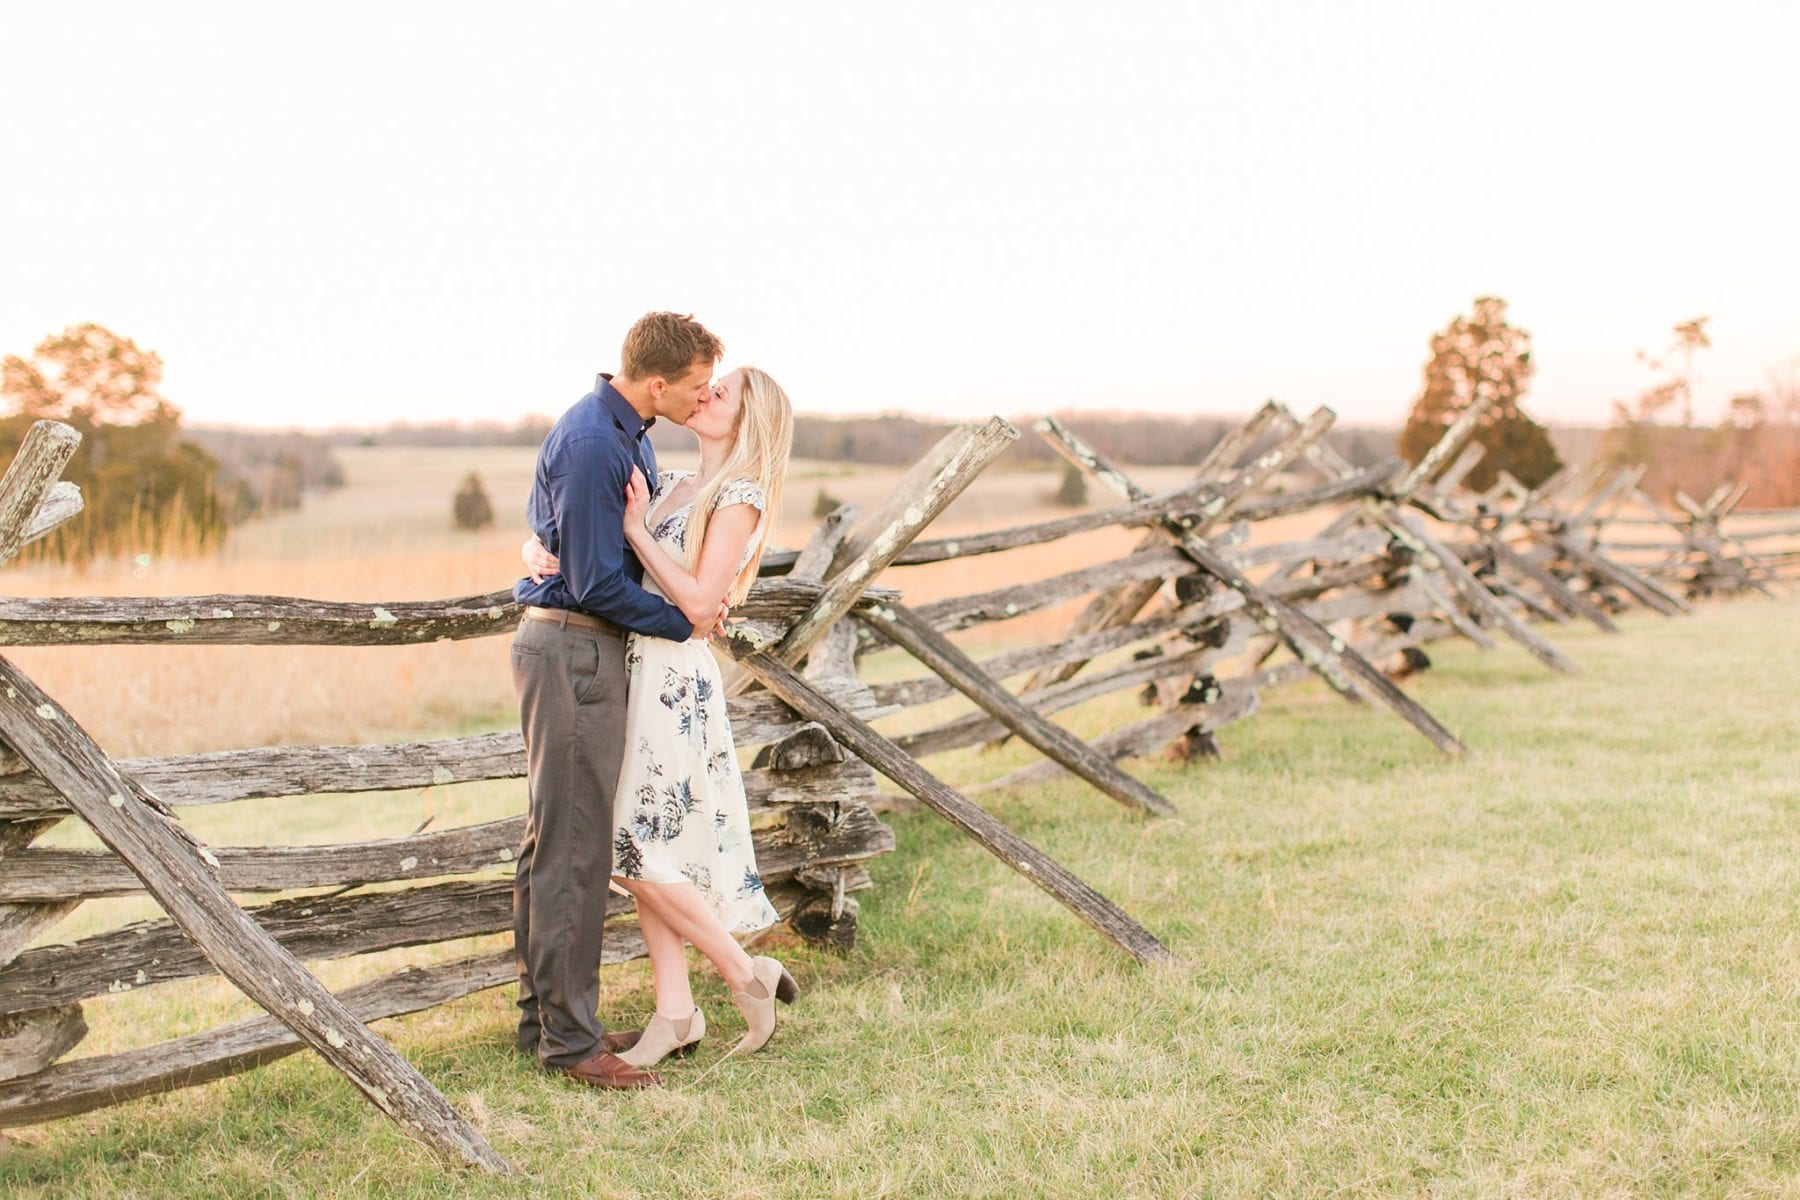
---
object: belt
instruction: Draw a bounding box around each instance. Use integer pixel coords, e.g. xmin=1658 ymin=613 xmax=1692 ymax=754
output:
xmin=522 ymin=606 xmax=622 ymax=635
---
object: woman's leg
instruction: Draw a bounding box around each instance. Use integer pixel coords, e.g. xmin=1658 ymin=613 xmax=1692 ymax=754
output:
xmin=616 ymin=879 xmax=696 ymax=1019
xmin=629 ymin=879 xmax=757 ymax=993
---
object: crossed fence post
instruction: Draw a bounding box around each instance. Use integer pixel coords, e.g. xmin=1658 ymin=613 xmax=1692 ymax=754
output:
xmin=1268 ymin=400 xmax=1584 ymax=672
xmin=1037 ymin=417 xmax=1466 ymax=757
xmin=737 ymin=416 xmax=1177 ymax=962
xmin=0 ymin=422 xmax=509 ymax=1171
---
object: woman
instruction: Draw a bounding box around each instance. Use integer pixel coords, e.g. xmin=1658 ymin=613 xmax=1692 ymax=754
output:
xmin=522 ymin=366 xmax=798 ymax=1068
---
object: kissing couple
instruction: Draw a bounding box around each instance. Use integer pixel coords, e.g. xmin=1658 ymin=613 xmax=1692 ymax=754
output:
xmin=510 ymin=311 xmax=799 ymax=1090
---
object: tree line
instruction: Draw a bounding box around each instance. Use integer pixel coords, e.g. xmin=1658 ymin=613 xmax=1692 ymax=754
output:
xmin=332 ymin=409 xmax=1401 ymax=471
xmin=8 ymin=309 xmax=1787 ymax=566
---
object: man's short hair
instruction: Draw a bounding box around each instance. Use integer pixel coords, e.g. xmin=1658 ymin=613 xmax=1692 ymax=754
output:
xmin=620 ymin=312 xmax=724 ymax=381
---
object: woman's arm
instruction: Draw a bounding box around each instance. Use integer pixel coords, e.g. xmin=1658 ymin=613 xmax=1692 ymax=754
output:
xmin=624 ymin=468 xmax=757 ymax=627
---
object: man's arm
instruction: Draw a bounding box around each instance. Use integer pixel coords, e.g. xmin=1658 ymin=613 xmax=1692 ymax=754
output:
xmin=550 ymin=435 xmax=694 ymax=640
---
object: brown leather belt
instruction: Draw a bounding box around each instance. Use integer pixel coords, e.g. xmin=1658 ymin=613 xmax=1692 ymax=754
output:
xmin=522 ymin=605 xmax=622 ymax=636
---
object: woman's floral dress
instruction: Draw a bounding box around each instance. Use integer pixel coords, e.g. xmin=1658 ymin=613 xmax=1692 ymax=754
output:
xmin=609 ymin=471 xmax=780 ymax=935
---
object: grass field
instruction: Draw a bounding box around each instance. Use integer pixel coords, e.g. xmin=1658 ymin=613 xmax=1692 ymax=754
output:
xmin=3 ymin=589 xmax=1798 ymax=1196
xmin=2 ymin=448 xmax=1798 ymax=1196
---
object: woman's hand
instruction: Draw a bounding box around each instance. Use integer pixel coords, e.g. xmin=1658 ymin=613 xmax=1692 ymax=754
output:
xmin=521 ymin=533 xmax=560 ymax=584
xmin=689 ymin=598 xmax=731 ymax=641
xmin=624 ymin=466 xmax=652 ymax=540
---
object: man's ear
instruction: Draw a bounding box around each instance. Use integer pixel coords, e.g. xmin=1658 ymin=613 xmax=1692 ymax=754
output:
xmin=645 ymin=376 xmax=666 ymax=402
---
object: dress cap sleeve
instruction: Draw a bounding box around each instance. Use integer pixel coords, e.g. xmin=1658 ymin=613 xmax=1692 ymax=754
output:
xmin=717 ymin=477 xmax=767 ymax=512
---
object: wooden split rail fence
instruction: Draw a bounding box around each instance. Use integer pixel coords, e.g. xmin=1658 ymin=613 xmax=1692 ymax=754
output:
xmin=0 ymin=415 xmax=1175 ymax=1168
xmin=754 ymin=398 xmax=1791 ymax=807
xmin=0 ymin=396 xmax=1788 ymax=1165
xmin=775 ymin=399 xmax=1522 ymax=799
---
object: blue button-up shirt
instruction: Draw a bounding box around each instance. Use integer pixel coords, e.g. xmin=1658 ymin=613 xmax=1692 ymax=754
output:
xmin=513 ymin=375 xmax=693 ymax=641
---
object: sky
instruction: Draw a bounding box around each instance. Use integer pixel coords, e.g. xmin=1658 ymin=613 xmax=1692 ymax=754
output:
xmin=1 ymin=1 xmax=1795 ymax=432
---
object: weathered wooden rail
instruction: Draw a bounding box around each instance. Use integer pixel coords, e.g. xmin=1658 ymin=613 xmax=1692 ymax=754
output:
xmin=1430 ymin=460 xmax=1796 ymax=620
xmin=780 ymin=398 xmax=1791 ymax=806
xmin=0 ymin=414 xmax=1185 ymax=1164
xmin=2 ymin=395 xmax=1786 ymax=1166
xmin=0 ymin=596 xmax=897 ymax=1159
xmin=778 ymin=401 xmax=1494 ymax=784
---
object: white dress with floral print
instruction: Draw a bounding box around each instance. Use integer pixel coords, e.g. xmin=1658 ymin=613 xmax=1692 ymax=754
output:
xmin=609 ymin=471 xmax=780 ymax=935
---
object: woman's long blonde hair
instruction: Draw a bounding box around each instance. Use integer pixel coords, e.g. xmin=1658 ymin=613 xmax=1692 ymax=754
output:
xmin=683 ymin=366 xmax=793 ymax=605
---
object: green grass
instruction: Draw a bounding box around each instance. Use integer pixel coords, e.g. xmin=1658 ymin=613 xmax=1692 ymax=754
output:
xmin=5 ymin=598 xmax=1800 ymax=1197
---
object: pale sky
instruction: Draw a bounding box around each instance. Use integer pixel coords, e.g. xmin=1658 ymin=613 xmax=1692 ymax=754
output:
xmin=2 ymin=2 xmax=1794 ymax=431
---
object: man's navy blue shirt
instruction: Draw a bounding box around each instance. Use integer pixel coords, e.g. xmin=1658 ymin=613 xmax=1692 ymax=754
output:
xmin=513 ymin=375 xmax=693 ymax=641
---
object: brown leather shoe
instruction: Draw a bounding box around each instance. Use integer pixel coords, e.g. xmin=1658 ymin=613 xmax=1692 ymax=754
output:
xmin=601 ymin=1028 xmax=643 ymax=1053
xmin=563 ymin=1050 xmax=663 ymax=1090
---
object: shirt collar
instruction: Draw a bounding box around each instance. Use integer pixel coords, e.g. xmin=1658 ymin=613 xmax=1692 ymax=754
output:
xmin=596 ymin=373 xmax=656 ymax=439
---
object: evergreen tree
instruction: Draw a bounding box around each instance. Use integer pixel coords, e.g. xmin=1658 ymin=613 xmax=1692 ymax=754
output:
xmin=1398 ymin=297 xmax=1562 ymax=490
xmin=452 ymin=472 xmax=495 ymax=530
xmin=1052 ymin=461 xmax=1088 ymax=507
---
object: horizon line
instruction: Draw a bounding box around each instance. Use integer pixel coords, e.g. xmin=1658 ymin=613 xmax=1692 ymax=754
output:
xmin=187 ymin=406 xmax=1615 ymax=438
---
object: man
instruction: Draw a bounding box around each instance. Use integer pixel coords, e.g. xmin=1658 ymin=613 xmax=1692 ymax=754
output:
xmin=511 ymin=311 xmax=724 ymax=1090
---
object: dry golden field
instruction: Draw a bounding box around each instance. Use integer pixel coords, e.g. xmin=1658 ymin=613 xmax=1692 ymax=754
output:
xmin=0 ymin=444 xmax=1332 ymax=761
xmin=0 ymin=437 xmax=1333 ymax=965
